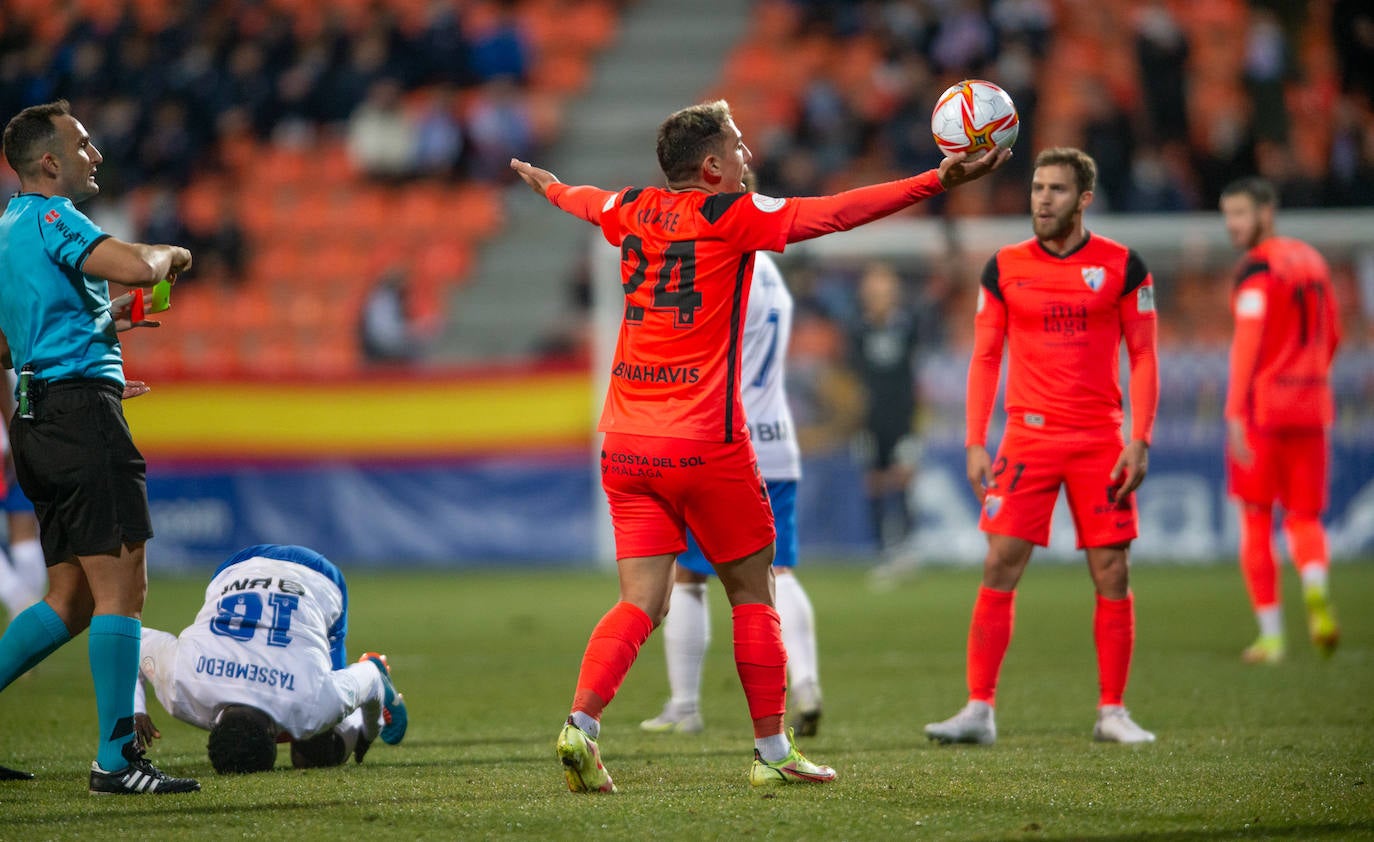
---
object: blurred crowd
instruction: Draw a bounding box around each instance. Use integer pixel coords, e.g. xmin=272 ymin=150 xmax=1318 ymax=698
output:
xmin=739 ymin=0 xmax=1374 ymax=214
xmin=0 ymin=0 xmax=615 ymax=373
xmin=694 ymin=0 xmax=1374 ymax=453
xmin=0 ymin=0 xmax=546 ymax=197
xmin=1 ymin=0 xmax=1371 ymax=385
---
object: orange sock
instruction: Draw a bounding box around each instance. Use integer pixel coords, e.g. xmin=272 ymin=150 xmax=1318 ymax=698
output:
xmin=571 ymin=601 xmax=654 ymax=720
xmin=1283 ymin=514 xmax=1329 ymax=576
xmin=1239 ymin=504 xmax=1277 ymax=610
xmin=1094 ymin=592 xmax=1134 ymax=706
xmin=732 ymin=603 xmax=786 ymax=738
xmin=967 ymin=586 xmax=1015 ymax=705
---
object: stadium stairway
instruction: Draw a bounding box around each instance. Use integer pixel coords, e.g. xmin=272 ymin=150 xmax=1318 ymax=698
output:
xmin=439 ymin=0 xmax=753 ymax=360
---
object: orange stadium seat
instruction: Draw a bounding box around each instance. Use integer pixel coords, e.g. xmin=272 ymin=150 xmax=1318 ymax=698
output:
xmin=178 ymin=333 xmax=239 ymax=379
xmin=2 ymin=0 xmax=47 ymax=20
xmin=306 ymin=332 xmax=362 ymax=377
xmin=239 ymin=332 xmax=298 ymax=379
xmin=395 ymin=187 xmax=447 ymax=242
xmin=74 ymin=0 xmax=123 ymax=30
xmin=530 ymin=49 xmax=591 ymax=95
xmin=166 ymin=285 xmax=222 ymax=336
xmin=444 ymin=185 xmax=504 ymax=241
xmin=236 ymin=193 xmax=277 ymax=239
xmin=413 ymin=242 xmax=471 ymax=289
xmin=749 ymin=0 xmax=797 ymax=42
xmin=249 ymin=242 xmax=308 ymax=289
xmin=341 ymin=188 xmax=391 ymax=240
xmin=257 ymin=146 xmax=312 ymax=188
xmin=73 ymin=0 xmax=629 ymax=375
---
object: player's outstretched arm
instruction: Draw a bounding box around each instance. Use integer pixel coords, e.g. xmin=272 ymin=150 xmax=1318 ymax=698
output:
xmin=511 ymin=158 xmax=618 ymax=226
xmin=785 ymin=148 xmax=1011 ymax=243
xmin=510 ymin=158 xmax=560 ymax=197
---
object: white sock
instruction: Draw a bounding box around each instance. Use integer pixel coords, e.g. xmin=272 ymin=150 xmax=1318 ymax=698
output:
xmin=1300 ymin=564 xmax=1328 ymax=595
xmin=1257 ymin=606 xmax=1283 ymax=639
xmin=570 ymin=710 xmax=600 ymax=739
xmin=755 ymin=732 xmax=791 ymax=763
xmin=9 ymin=538 xmax=45 ymax=596
xmin=774 ymin=573 xmax=821 ymax=711
xmin=663 ymin=582 xmax=708 ymax=712
xmin=335 ymin=711 xmax=364 ymax=756
xmin=346 ymin=660 xmax=386 ymax=703
xmin=0 ymin=547 xmax=35 ymax=617
xmin=343 ymin=661 xmax=386 ymax=742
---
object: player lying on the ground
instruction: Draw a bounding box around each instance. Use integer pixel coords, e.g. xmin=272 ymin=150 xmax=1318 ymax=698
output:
xmin=131 ymin=544 xmax=408 ymax=773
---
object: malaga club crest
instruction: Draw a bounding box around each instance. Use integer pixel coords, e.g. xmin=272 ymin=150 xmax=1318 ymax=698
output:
xmin=984 ymin=494 xmax=1003 ymax=519
xmin=1082 ymin=266 xmax=1105 ymax=292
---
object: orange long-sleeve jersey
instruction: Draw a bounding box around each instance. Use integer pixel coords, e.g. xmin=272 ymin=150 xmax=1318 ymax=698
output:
xmin=1225 ymin=236 xmax=1339 ymax=431
xmin=966 ymin=233 xmax=1159 ymax=447
xmin=546 ymin=172 xmax=946 ymax=443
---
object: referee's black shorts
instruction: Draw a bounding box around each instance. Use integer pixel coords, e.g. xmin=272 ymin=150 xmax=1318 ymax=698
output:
xmin=10 ymin=378 xmax=153 ymax=565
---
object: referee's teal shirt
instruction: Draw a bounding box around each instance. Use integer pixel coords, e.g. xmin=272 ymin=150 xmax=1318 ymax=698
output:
xmin=0 ymin=193 xmax=123 ymax=389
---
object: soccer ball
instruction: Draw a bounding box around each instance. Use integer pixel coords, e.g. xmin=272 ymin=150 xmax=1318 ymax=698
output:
xmin=931 ymin=79 xmax=1019 ymax=156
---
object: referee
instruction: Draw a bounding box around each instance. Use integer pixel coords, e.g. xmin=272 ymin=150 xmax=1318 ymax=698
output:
xmin=0 ymin=100 xmax=198 ymax=794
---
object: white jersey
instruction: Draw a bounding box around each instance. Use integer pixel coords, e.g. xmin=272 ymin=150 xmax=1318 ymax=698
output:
xmin=136 ymin=547 xmax=352 ymax=739
xmin=742 ymin=252 xmax=801 ymax=480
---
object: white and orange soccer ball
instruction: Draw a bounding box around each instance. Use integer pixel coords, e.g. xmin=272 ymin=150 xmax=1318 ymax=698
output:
xmin=931 ymin=79 xmax=1019 ymax=157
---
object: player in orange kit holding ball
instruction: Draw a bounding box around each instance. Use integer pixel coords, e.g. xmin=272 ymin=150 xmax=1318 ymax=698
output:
xmin=512 ymin=99 xmax=1008 ymax=791
xmin=1219 ymin=177 xmax=1340 ymax=665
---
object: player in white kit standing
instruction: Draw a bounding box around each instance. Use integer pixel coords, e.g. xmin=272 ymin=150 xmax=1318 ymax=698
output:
xmin=639 ymin=251 xmax=825 ymax=737
xmin=132 ymin=544 xmax=409 ymax=773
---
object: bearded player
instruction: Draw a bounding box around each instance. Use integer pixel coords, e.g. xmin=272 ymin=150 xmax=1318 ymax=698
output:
xmin=925 ymin=147 xmax=1159 ymax=746
xmin=512 ymin=99 xmax=1008 ymax=790
xmin=1219 ymin=177 xmax=1340 ymax=665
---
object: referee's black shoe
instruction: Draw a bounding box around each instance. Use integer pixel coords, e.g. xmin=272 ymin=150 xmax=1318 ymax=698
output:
xmin=0 ymin=763 xmax=34 ymax=781
xmin=89 ymin=743 xmax=200 ymax=795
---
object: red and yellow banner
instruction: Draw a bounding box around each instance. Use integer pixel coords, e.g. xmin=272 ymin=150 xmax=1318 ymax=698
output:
xmin=123 ymin=369 xmax=595 ymax=460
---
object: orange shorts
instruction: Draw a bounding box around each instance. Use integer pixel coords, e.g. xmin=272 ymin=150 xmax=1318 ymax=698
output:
xmin=1227 ymin=426 xmax=1328 ymax=516
xmin=600 ymin=432 xmax=774 ymax=564
xmin=978 ymin=424 xmax=1136 ymax=549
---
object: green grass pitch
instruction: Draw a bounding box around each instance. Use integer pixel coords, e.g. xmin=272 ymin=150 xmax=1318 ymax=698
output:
xmin=1 ymin=561 xmax=1371 ymax=840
